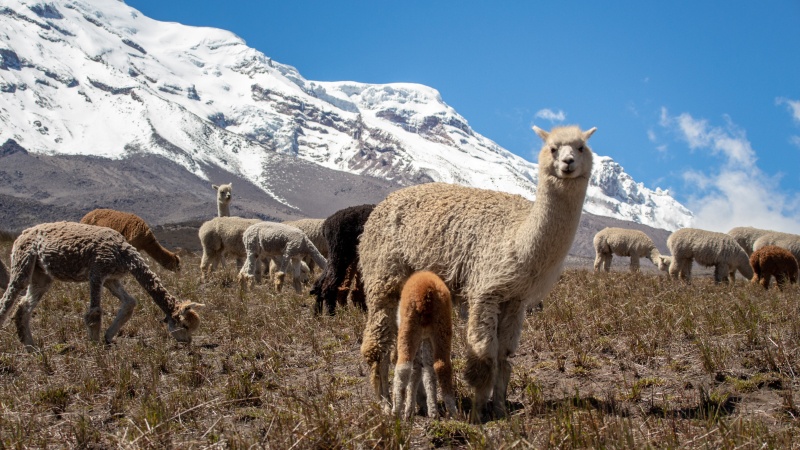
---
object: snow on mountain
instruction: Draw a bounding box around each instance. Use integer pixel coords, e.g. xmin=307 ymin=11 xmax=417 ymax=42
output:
xmin=0 ymin=0 xmax=693 ymax=230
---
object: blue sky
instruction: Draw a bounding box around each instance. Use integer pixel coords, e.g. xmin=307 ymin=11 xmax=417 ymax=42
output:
xmin=126 ymin=0 xmax=800 ymax=233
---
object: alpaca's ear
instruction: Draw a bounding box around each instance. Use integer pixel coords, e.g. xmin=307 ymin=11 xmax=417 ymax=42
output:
xmin=183 ymin=302 xmax=205 ymax=311
xmin=212 ymin=184 xmax=219 ymax=191
xmin=583 ymin=127 xmax=597 ymax=140
xmin=532 ymin=125 xmax=549 ymax=141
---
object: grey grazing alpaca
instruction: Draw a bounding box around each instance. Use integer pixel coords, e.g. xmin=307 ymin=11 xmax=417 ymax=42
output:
xmin=0 ymin=222 xmax=203 ymax=350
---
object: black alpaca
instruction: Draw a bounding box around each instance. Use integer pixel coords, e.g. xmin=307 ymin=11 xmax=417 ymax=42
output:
xmin=310 ymin=204 xmax=375 ymax=315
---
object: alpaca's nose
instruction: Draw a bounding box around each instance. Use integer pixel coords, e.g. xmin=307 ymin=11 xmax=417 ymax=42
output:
xmin=563 ymin=156 xmax=575 ymax=165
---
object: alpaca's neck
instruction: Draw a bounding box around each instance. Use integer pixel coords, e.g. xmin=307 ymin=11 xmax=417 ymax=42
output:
xmin=126 ymin=247 xmax=178 ymax=316
xmin=217 ymin=202 xmax=230 ymax=217
xmin=648 ymin=247 xmax=662 ymax=263
xmin=144 ymin=240 xmax=179 ymax=270
xmin=515 ymin=175 xmax=588 ymax=266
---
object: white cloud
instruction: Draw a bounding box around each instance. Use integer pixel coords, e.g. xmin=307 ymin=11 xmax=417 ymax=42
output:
xmin=534 ymin=108 xmax=566 ymax=122
xmin=660 ymin=108 xmax=800 ymax=233
xmin=791 ymin=135 xmax=800 ymax=149
xmin=777 ymin=97 xmax=800 ymax=123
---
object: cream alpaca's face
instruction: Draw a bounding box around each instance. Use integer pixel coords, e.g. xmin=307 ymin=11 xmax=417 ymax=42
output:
xmin=213 ymin=183 xmax=232 ymax=203
xmin=533 ymin=126 xmax=596 ymax=179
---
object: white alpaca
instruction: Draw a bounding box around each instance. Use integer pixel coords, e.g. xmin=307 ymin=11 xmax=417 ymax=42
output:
xmin=238 ymin=222 xmax=327 ymax=291
xmin=212 ymin=183 xmax=233 ymax=217
xmin=0 ymin=222 xmax=203 ymax=350
xmin=667 ymin=228 xmax=754 ymax=283
xmin=392 ymin=271 xmax=458 ymax=420
xmin=198 ymin=216 xmax=260 ymax=280
xmin=268 ymin=258 xmax=311 ymax=293
xmin=727 ymin=226 xmax=775 ymax=255
xmin=359 ymin=125 xmax=596 ymax=421
xmin=593 ymin=227 xmax=663 ymax=272
xmin=752 ymin=231 xmax=800 ymax=270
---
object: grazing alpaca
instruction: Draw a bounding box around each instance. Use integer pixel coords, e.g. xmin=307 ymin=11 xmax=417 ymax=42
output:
xmin=213 ymin=183 xmax=233 ymax=217
xmin=284 ymin=218 xmax=328 ymax=272
xmin=753 ymin=232 xmax=800 ymax=269
xmin=667 ymin=228 xmax=754 ymax=283
xmin=593 ymin=227 xmax=662 ymax=272
xmin=749 ymin=245 xmax=799 ymax=290
xmin=0 ymin=222 xmax=203 ymax=350
xmin=727 ymin=226 xmax=774 ymax=255
xmin=237 ymin=222 xmax=327 ymax=291
xmin=393 ymin=271 xmax=458 ymax=419
xmin=310 ymin=204 xmax=375 ymax=316
xmin=80 ymin=208 xmax=181 ymax=272
xmin=198 ymin=216 xmax=260 ymax=280
xmin=359 ymin=125 xmax=596 ymax=421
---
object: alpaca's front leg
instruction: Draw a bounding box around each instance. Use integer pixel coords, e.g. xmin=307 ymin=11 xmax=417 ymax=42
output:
xmin=464 ymin=299 xmax=500 ymax=422
xmin=85 ymin=275 xmax=105 ymax=342
xmin=103 ymin=280 xmax=138 ymax=344
xmin=630 ymin=254 xmax=640 ymax=272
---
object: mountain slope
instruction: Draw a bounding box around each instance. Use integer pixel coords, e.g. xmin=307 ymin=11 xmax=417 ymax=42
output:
xmin=0 ymin=0 xmax=692 ymax=230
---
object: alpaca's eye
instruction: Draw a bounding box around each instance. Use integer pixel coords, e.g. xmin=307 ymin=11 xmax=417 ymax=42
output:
xmin=578 ymin=146 xmax=584 ymax=152
xmin=550 ymin=146 xmax=558 ymax=153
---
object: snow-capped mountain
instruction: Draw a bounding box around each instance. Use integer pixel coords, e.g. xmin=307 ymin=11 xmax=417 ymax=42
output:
xmin=0 ymin=0 xmax=692 ymax=230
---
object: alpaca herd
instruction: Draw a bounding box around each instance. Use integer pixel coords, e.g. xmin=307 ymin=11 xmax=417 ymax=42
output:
xmin=2 ymin=125 xmax=800 ymax=426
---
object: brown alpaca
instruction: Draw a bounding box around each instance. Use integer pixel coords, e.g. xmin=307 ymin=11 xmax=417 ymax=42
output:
xmin=80 ymin=209 xmax=181 ymax=272
xmin=392 ymin=271 xmax=458 ymax=419
xmin=0 ymin=222 xmax=203 ymax=350
xmin=750 ymin=245 xmax=799 ymax=290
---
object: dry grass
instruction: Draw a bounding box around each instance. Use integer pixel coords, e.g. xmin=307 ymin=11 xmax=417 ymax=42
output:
xmin=1 ymin=244 xmax=799 ymax=448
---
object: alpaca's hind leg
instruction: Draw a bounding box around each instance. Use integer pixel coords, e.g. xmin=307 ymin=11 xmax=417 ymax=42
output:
xmin=463 ymin=299 xmax=500 ymax=423
xmin=103 ymin=279 xmax=138 ymax=344
xmin=0 ymin=251 xmax=38 ymax=327
xmin=84 ymin=275 xmax=106 ymax=342
xmin=431 ymin=322 xmax=457 ymax=418
xmin=13 ymin=270 xmax=52 ymax=351
xmin=490 ymin=300 xmax=527 ymax=421
xmin=418 ymin=341 xmax=440 ymax=418
xmin=394 ymin=319 xmax=423 ymax=418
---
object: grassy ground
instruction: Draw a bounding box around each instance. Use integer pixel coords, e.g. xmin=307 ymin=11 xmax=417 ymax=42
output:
xmin=0 ymin=244 xmax=799 ymax=448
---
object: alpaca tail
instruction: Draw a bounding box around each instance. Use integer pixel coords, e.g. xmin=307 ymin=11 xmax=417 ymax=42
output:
xmin=123 ymin=245 xmax=176 ymax=317
xmin=0 ymin=247 xmax=37 ymax=326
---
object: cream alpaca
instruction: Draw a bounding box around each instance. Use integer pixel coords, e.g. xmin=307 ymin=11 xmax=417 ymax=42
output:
xmin=80 ymin=208 xmax=181 ymax=272
xmin=359 ymin=125 xmax=596 ymax=421
xmin=393 ymin=271 xmax=458 ymax=419
xmin=212 ymin=183 xmax=233 ymax=217
xmin=0 ymin=222 xmax=203 ymax=350
xmin=727 ymin=226 xmax=775 ymax=255
xmin=749 ymin=245 xmax=799 ymax=290
xmin=667 ymin=228 xmax=754 ymax=283
xmin=593 ymin=227 xmax=662 ymax=272
xmin=198 ymin=216 xmax=260 ymax=280
xmin=237 ymin=222 xmax=327 ymax=291
xmin=284 ymin=218 xmax=328 ymax=260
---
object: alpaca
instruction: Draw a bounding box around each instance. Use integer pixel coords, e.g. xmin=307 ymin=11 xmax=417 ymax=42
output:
xmin=212 ymin=183 xmax=233 ymax=217
xmin=310 ymin=204 xmax=375 ymax=316
xmin=392 ymin=271 xmax=458 ymax=419
xmin=727 ymin=226 xmax=775 ymax=255
xmin=593 ymin=227 xmax=663 ymax=272
xmin=237 ymin=222 xmax=327 ymax=291
xmin=359 ymin=125 xmax=596 ymax=421
xmin=749 ymin=245 xmax=799 ymax=290
xmin=667 ymin=228 xmax=754 ymax=283
xmin=269 ymin=258 xmax=311 ymax=293
xmin=284 ymin=218 xmax=328 ymax=272
xmin=198 ymin=216 xmax=261 ymax=280
xmin=656 ymin=255 xmax=672 ymax=273
xmin=80 ymin=209 xmax=181 ymax=272
xmin=0 ymin=222 xmax=203 ymax=350
xmin=752 ymin=231 xmax=800 ymax=270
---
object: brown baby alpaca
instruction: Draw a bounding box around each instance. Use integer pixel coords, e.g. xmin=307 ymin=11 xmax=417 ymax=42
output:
xmin=750 ymin=245 xmax=799 ymax=290
xmin=393 ymin=271 xmax=458 ymax=419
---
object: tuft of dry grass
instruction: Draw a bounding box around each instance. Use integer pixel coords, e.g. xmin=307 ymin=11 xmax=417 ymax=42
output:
xmin=0 ymin=243 xmax=799 ymax=448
